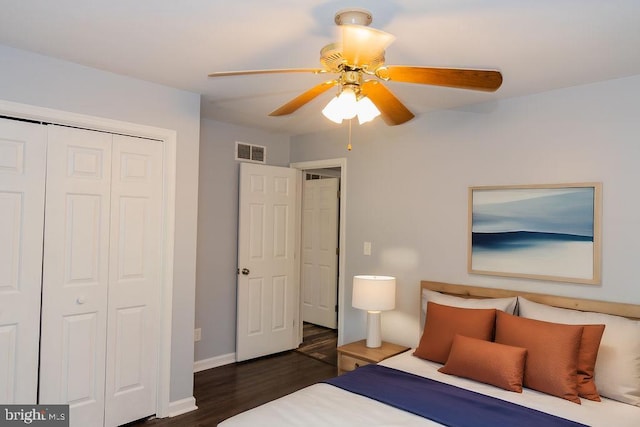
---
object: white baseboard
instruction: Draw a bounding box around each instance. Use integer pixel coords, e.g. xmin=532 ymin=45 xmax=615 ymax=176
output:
xmin=168 ymin=396 xmax=198 ymax=417
xmin=194 ymin=352 xmax=236 ymax=373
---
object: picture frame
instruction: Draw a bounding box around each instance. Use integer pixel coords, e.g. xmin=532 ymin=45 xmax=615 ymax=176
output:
xmin=468 ymin=183 xmax=602 ymax=284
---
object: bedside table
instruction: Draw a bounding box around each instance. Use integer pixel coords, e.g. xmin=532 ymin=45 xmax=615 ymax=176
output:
xmin=337 ymin=339 xmax=410 ymax=375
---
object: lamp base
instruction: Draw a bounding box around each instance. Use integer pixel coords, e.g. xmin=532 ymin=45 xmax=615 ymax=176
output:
xmin=365 ymin=311 xmax=382 ymax=348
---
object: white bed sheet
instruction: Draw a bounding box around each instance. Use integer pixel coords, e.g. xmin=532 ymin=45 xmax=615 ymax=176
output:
xmin=219 ymin=350 xmax=640 ymax=426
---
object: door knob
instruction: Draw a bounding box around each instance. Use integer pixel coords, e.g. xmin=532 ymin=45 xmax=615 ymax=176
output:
xmin=76 ymin=296 xmax=86 ymax=304
xmin=241 ymin=268 xmax=250 ymax=275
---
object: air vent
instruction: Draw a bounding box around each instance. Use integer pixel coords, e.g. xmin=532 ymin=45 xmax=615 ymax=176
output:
xmin=235 ymin=141 xmax=266 ymax=164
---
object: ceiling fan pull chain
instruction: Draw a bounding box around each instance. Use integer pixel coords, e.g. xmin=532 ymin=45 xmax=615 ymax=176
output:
xmin=347 ymin=119 xmax=352 ymax=151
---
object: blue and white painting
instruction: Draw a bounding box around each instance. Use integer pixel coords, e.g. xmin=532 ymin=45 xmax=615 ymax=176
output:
xmin=470 ymin=186 xmax=599 ymax=282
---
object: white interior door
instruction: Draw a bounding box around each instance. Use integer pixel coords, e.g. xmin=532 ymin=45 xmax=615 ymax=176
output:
xmin=104 ymin=134 xmax=161 ymax=426
xmin=301 ymin=177 xmax=339 ymax=329
xmin=236 ymin=162 xmax=298 ymax=361
xmin=40 ymin=125 xmax=112 ymax=426
xmin=0 ymin=118 xmax=46 ymax=403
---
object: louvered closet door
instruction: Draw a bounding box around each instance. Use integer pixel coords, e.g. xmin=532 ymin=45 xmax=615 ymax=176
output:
xmin=104 ymin=134 xmax=162 ymax=426
xmin=0 ymin=118 xmax=46 ymax=403
xmin=39 ymin=125 xmax=112 ymax=426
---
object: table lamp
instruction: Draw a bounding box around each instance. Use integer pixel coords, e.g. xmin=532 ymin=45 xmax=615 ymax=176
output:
xmin=352 ymin=275 xmax=396 ymax=348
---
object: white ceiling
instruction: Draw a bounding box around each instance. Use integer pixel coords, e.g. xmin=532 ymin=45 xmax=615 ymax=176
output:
xmin=1 ymin=1 xmax=639 ymax=136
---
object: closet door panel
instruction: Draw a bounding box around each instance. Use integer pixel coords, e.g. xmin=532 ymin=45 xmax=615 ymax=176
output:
xmin=104 ymin=134 xmax=162 ymax=426
xmin=61 ymin=312 xmax=100 ymax=404
xmin=40 ymin=126 xmax=112 ymax=427
xmin=0 ymin=118 xmax=46 ymax=403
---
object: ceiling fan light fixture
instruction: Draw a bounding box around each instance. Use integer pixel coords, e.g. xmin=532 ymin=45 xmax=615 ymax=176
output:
xmin=322 ymin=87 xmax=358 ymax=123
xmin=321 ymin=95 xmax=344 ymax=124
xmin=356 ymin=96 xmax=381 ymax=124
xmin=322 ymin=88 xmax=381 ymax=125
xmin=340 ymin=88 xmax=358 ymax=120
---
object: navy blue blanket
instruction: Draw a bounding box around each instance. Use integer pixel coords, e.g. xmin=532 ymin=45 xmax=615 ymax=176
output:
xmin=324 ymin=364 xmax=588 ymax=427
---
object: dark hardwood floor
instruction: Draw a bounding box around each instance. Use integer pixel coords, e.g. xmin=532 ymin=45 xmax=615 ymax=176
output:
xmin=129 ymin=343 xmax=338 ymax=426
xmin=295 ymin=322 xmax=338 ymax=366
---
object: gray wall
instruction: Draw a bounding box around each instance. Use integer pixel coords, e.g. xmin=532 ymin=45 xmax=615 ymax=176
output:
xmin=0 ymin=44 xmax=201 ymax=403
xmin=290 ymin=74 xmax=640 ymax=348
xmin=195 ymin=118 xmax=290 ymax=361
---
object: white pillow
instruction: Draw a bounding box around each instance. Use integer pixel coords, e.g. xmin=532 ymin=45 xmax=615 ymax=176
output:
xmin=420 ymin=289 xmax=517 ymax=330
xmin=518 ymin=297 xmax=640 ymax=406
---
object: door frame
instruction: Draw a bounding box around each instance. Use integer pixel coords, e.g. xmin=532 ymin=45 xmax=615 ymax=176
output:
xmin=290 ymin=158 xmax=347 ymax=345
xmin=0 ymin=99 xmax=176 ymax=418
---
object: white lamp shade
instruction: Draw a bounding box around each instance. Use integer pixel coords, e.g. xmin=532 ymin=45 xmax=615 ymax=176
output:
xmin=356 ymin=96 xmax=381 ymax=124
xmin=322 ymin=87 xmax=358 ymax=124
xmin=322 ymin=89 xmax=381 ymax=125
xmin=339 ymin=88 xmax=358 ymax=119
xmin=352 ymin=275 xmax=396 ymax=311
xmin=321 ymin=95 xmax=344 ymax=124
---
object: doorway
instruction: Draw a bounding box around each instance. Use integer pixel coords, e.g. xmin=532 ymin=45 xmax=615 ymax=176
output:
xmin=291 ymin=158 xmax=347 ymax=348
xmin=301 ymin=170 xmax=339 ymax=329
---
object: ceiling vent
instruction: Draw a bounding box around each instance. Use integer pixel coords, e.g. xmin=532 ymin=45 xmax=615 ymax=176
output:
xmin=235 ymin=141 xmax=265 ymax=163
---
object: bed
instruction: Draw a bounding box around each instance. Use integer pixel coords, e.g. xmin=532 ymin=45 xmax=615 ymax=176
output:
xmin=219 ymin=281 xmax=640 ymax=426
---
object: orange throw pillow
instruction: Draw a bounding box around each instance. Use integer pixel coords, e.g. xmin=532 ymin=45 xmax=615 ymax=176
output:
xmin=577 ymin=324 xmax=605 ymax=401
xmin=414 ymin=302 xmax=496 ymax=364
xmin=439 ymin=334 xmax=527 ymax=392
xmin=495 ymin=311 xmax=584 ymax=403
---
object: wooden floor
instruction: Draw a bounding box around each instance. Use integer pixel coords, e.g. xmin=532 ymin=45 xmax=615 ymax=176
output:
xmin=128 ymin=350 xmax=338 ymax=427
xmin=295 ymin=322 xmax=338 ymax=366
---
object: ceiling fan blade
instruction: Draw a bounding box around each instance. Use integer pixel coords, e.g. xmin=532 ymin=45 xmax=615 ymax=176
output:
xmin=383 ymin=66 xmax=503 ymax=91
xmin=340 ymin=24 xmax=395 ymax=68
xmin=361 ymin=80 xmax=414 ymax=125
xmin=209 ymin=68 xmax=325 ymax=78
xmin=269 ymin=80 xmax=339 ymax=116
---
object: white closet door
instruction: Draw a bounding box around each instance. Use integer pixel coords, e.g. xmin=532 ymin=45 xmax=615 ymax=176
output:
xmin=40 ymin=125 xmax=112 ymax=427
xmin=0 ymin=118 xmax=46 ymax=403
xmin=104 ymin=134 xmax=162 ymax=426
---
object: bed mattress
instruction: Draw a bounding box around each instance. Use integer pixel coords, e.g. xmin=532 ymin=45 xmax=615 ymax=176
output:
xmin=219 ymin=349 xmax=640 ymax=426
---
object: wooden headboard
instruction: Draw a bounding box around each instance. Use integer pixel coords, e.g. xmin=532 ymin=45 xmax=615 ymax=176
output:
xmin=421 ymin=280 xmax=640 ymax=321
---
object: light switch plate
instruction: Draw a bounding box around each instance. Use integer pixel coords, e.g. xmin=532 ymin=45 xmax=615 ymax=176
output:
xmin=364 ymin=241 xmax=372 ymax=256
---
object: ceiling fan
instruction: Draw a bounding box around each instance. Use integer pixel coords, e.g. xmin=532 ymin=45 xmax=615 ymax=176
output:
xmin=208 ymin=8 xmax=503 ymax=126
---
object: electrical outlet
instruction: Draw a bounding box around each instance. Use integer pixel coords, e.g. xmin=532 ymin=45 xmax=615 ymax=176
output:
xmin=194 ymin=328 xmax=201 ymax=342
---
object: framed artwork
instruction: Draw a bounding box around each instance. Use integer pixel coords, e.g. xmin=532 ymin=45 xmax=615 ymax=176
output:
xmin=468 ymin=183 xmax=602 ymax=284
